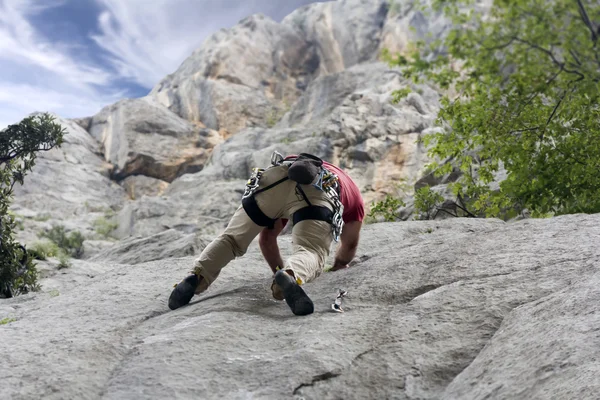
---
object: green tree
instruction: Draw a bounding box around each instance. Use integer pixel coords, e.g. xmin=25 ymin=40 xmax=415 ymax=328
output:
xmin=385 ymin=0 xmax=600 ymax=218
xmin=1 ymin=113 xmax=66 ymax=297
xmin=368 ymin=194 xmax=406 ymax=222
xmin=413 ymin=186 xmax=445 ymax=220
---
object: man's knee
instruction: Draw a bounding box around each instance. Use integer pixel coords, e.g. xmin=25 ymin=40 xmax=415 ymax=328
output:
xmin=220 ymin=232 xmax=249 ymax=258
xmin=286 ymin=239 xmax=329 ymax=282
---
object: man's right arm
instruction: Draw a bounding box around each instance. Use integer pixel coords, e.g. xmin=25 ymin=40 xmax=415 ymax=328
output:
xmin=331 ymin=220 xmax=362 ymax=271
xmin=258 ymin=219 xmax=286 ymax=274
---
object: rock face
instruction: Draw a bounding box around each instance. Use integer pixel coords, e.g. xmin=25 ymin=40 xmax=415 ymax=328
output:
xmin=120 ymin=175 xmax=170 ymax=199
xmin=117 ymin=60 xmax=440 ymax=237
xmin=10 ymin=0 xmax=457 ymax=245
xmin=1 ymin=214 xmax=599 ymax=399
xmin=114 ymin=0 xmax=450 ymax=236
xmin=10 ymin=115 xmax=127 ymax=255
xmin=281 ymin=0 xmax=389 ymax=74
xmin=149 ymin=0 xmax=391 ymax=133
xmin=89 ymin=229 xmax=209 ymax=265
xmin=88 ymin=98 xmax=218 ymax=183
xmin=150 ymin=13 xmax=304 ymax=133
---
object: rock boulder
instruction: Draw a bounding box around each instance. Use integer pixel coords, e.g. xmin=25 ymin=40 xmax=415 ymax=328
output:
xmin=1 ymin=214 xmax=599 ymax=399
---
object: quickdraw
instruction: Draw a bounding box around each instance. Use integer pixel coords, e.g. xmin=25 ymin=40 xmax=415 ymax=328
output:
xmin=242 ymin=151 xmax=285 ymax=200
xmin=271 ymin=151 xmax=284 ymax=166
xmin=242 ymin=167 xmax=265 ymax=200
xmin=331 ymin=288 xmax=348 ymax=313
xmin=324 ymin=181 xmax=344 ymax=242
xmin=317 ymin=168 xmax=344 ymax=242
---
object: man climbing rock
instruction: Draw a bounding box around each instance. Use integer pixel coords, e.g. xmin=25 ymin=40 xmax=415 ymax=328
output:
xmin=168 ymin=152 xmax=364 ymax=316
xmin=259 ymin=155 xmax=364 ymax=301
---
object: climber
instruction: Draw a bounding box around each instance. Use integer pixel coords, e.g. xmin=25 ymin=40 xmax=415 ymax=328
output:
xmin=168 ymin=152 xmax=364 ymax=316
xmin=258 ymin=155 xmax=364 ymax=301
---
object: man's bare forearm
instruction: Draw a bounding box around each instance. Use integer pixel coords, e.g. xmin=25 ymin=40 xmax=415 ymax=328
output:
xmin=259 ymin=224 xmax=286 ymax=274
xmin=330 ymin=220 xmax=362 ymax=271
xmin=258 ymin=220 xmax=287 ymax=273
xmin=332 ymin=244 xmax=357 ymax=270
xmin=261 ymin=242 xmax=285 ymax=273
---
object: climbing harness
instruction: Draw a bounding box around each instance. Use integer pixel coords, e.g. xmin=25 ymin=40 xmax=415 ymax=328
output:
xmin=241 ymin=151 xmax=344 ymax=241
xmin=241 ymin=151 xmax=286 ymax=200
xmin=331 ymin=289 xmax=348 ymax=313
xmin=285 ymin=152 xmax=344 ymax=242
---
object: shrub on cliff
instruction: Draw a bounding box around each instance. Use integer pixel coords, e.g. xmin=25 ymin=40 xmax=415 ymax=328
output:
xmin=0 ymin=114 xmax=66 ymax=298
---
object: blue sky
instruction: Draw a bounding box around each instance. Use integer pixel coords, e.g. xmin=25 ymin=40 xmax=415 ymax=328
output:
xmin=0 ymin=0 xmax=327 ymax=128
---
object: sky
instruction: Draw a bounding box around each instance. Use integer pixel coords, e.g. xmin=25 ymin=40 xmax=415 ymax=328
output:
xmin=0 ymin=0 xmax=328 ymax=128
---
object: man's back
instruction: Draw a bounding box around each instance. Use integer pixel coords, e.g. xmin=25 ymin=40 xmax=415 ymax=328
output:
xmin=283 ymin=154 xmax=365 ymax=223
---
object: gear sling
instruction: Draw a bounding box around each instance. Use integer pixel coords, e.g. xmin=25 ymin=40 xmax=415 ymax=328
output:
xmin=241 ymin=152 xmax=344 ymax=242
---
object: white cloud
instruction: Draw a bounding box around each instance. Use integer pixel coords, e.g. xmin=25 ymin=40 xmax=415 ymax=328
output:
xmin=91 ymin=0 xmax=325 ymax=88
xmin=0 ymin=0 xmax=123 ymax=126
xmin=0 ymin=82 xmax=124 ymax=129
xmin=91 ymin=0 xmax=242 ymax=87
xmin=0 ymin=0 xmax=112 ymax=88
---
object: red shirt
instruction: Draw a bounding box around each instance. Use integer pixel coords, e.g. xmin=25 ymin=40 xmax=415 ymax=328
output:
xmin=322 ymin=161 xmax=365 ymax=223
xmin=282 ymin=155 xmax=365 ymax=223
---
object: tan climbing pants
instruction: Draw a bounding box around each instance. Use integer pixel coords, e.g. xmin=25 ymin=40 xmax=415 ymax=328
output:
xmin=193 ymin=164 xmax=334 ymax=294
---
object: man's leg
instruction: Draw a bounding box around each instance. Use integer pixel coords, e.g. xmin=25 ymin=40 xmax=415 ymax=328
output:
xmin=273 ymin=219 xmax=333 ymax=315
xmin=169 ymin=165 xmax=293 ymax=310
xmin=263 ymin=217 xmax=336 ymax=300
xmin=168 ymin=205 xmax=263 ymax=310
xmin=284 ymin=219 xmax=333 ymax=284
xmin=192 ymin=205 xmax=265 ymax=293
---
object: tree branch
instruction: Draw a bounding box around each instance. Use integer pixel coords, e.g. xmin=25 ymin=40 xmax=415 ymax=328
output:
xmin=433 ymin=197 xmax=478 ymax=219
xmin=576 ymin=0 xmax=598 ymax=44
xmin=509 ymin=126 xmax=541 ymax=135
xmin=481 ymin=37 xmax=516 ymax=51
xmin=512 ymin=37 xmax=585 ymax=79
xmin=8 ymin=176 xmax=19 ymax=193
xmin=452 ymin=200 xmax=477 ymax=217
xmin=568 ymin=48 xmax=582 ymax=66
xmin=433 ymin=207 xmax=457 ymax=219
xmin=508 ymin=67 xmax=563 ymax=128
xmin=545 ymin=91 xmax=567 ymax=127
xmin=0 ymin=146 xmax=53 ymax=165
xmin=541 ymin=78 xmax=583 ymax=139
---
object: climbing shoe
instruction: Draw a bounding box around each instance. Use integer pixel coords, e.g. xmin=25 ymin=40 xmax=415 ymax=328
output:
xmin=168 ymin=274 xmax=200 ymax=310
xmin=274 ymin=269 xmax=314 ymax=316
xmin=271 ymin=279 xmax=284 ymax=301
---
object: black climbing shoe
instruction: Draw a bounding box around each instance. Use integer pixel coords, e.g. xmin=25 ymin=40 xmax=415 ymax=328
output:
xmin=274 ymin=270 xmax=314 ymax=316
xmin=168 ymin=274 xmax=200 ymax=310
xmin=271 ymin=278 xmax=285 ymax=301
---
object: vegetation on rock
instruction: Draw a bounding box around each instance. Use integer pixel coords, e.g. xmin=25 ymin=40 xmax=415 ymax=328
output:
xmin=0 ymin=114 xmax=66 ymax=297
xmin=377 ymin=0 xmax=600 ymax=220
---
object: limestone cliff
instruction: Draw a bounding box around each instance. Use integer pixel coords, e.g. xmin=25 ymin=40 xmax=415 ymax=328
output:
xmin=12 ymin=0 xmax=452 ymax=243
